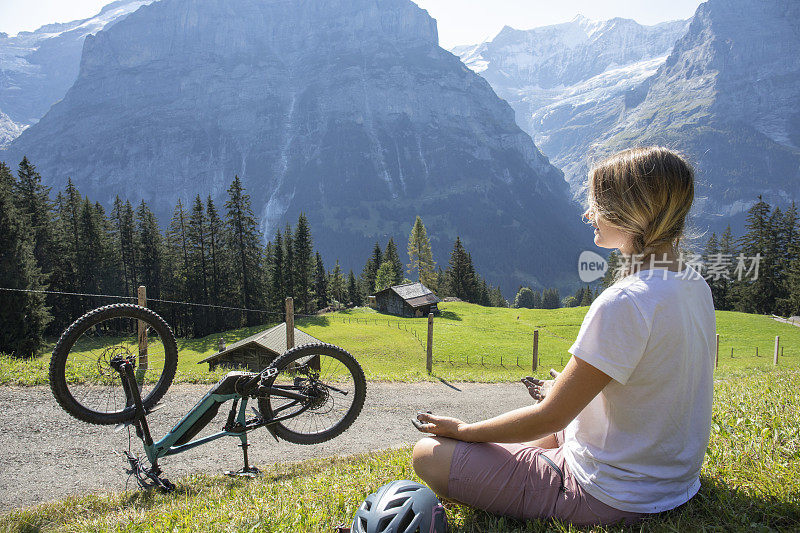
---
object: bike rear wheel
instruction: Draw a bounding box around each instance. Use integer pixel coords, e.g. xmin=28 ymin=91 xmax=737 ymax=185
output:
xmin=49 ymin=304 xmax=178 ymax=425
xmin=259 ymin=343 xmax=366 ymax=444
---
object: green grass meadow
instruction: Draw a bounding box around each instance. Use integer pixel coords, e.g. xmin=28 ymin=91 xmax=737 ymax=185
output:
xmin=2 ymin=368 xmax=798 ymax=532
xmin=3 ymin=302 xmax=800 ymax=385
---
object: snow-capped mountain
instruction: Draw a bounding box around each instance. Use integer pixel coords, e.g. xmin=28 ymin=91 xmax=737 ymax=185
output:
xmin=452 ymin=15 xmax=690 ymax=198
xmin=1 ymin=0 xmax=595 ymax=293
xmin=0 ymin=0 xmax=155 ymax=146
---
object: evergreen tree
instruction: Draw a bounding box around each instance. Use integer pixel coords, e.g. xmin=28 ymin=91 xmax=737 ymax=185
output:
xmin=532 ymin=289 xmax=543 ymax=309
xmin=120 ymin=201 xmax=139 ymax=295
xmin=477 ymin=277 xmax=491 ymax=306
xmin=14 ymin=157 xmax=54 ymax=275
xmin=735 ymin=196 xmax=774 ymax=314
xmin=137 ymin=201 xmax=162 ymax=301
xmin=329 ymin=260 xmax=346 ymax=306
xmin=293 ymin=213 xmax=314 ymax=313
xmin=514 ymin=287 xmax=535 ymax=309
xmin=164 ymin=199 xmax=191 ymax=336
xmin=0 ymin=162 xmax=51 ymax=356
xmin=224 ymin=176 xmax=263 ymax=326
xmin=284 ymin=224 xmax=295 ymax=304
xmin=206 ymin=197 xmax=226 ymax=329
xmin=362 ymin=242 xmax=382 ymax=296
xmin=444 ymin=237 xmax=479 ymax=302
xmin=77 ymin=198 xmax=103 ymax=307
xmin=489 ymin=286 xmax=507 ymax=308
xmin=187 ymin=196 xmax=210 ymax=335
xmin=374 ymin=261 xmax=395 ymax=292
xmin=49 ymin=180 xmax=83 ymax=328
xmin=580 ymin=285 xmax=593 ymax=306
xmin=601 ymin=250 xmax=620 ymax=289
xmin=347 ymin=270 xmax=362 ymax=306
xmin=407 ymin=216 xmax=436 ymax=289
xmin=314 ymin=252 xmax=328 ymax=310
xmin=541 ymin=287 xmax=561 ymax=309
xmin=384 ymin=238 xmax=404 ymax=286
xmin=271 ymin=229 xmax=285 ymax=312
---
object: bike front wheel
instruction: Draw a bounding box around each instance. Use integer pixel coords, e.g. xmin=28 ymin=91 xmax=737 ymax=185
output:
xmin=49 ymin=304 xmax=178 ymax=425
xmin=258 ymin=343 xmax=366 ymax=444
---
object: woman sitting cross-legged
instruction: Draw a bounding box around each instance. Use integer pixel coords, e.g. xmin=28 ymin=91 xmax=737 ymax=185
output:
xmin=412 ymin=146 xmax=716 ymax=526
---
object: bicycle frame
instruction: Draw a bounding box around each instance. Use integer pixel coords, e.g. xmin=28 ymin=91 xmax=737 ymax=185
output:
xmin=111 ymin=356 xmax=316 ymax=484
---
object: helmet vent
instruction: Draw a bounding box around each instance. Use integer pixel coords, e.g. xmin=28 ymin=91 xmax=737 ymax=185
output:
xmin=396 ymin=507 xmax=415 ymax=532
xmin=377 ymin=515 xmax=394 ymax=532
xmin=385 ymin=497 xmax=408 ymax=510
xmin=359 ymin=517 xmax=368 ymax=531
xmin=363 ymin=500 xmax=372 ymax=511
xmin=396 ymin=485 xmax=419 ymax=493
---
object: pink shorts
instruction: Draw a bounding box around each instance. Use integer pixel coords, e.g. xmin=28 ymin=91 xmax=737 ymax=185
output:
xmin=447 ymin=433 xmax=647 ymax=526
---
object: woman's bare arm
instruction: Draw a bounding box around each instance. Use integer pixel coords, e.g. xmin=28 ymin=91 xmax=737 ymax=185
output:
xmin=414 ymin=355 xmax=612 ymax=443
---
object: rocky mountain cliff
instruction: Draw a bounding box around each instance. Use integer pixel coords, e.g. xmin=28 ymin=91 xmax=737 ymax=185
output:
xmin=2 ymin=0 xmax=594 ymax=293
xmin=597 ymin=0 xmax=800 ymax=231
xmin=456 ymin=1 xmax=800 ymax=237
xmin=453 ymin=15 xmax=690 ymax=198
xmin=0 ymin=0 xmax=154 ymax=146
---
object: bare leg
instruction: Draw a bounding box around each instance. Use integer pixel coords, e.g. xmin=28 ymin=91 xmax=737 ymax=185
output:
xmin=519 ymin=433 xmax=559 ymax=449
xmin=412 ymin=437 xmax=458 ymax=498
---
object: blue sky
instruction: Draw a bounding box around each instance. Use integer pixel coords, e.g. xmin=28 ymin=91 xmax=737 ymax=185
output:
xmin=1 ymin=0 xmax=704 ymax=48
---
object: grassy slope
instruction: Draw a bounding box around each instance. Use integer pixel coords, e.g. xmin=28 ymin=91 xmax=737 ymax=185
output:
xmin=2 ymin=368 xmax=798 ymax=532
xmin=3 ymin=302 xmax=800 ymax=385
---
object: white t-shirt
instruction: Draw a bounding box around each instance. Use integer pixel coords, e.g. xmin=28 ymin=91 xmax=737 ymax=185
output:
xmin=562 ymin=264 xmax=716 ymax=513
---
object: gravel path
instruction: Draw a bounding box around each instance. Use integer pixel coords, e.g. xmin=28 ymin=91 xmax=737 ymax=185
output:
xmin=0 ymin=380 xmax=534 ymax=511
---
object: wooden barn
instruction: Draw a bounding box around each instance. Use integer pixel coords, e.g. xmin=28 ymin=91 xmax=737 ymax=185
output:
xmin=199 ymin=323 xmax=321 ymax=372
xmin=372 ymin=282 xmax=440 ymax=317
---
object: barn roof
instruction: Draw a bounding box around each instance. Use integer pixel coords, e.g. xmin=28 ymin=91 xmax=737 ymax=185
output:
xmin=198 ymin=323 xmax=320 ymax=364
xmin=374 ymin=282 xmax=440 ymax=308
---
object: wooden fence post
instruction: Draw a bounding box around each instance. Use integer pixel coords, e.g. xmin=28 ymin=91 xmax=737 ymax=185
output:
xmin=774 ymin=336 xmax=779 ymax=366
xmin=137 ymin=285 xmax=148 ymax=382
xmin=532 ymin=330 xmax=539 ymax=373
xmin=285 ymin=297 xmax=295 ymax=350
xmin=426 ymin=313 xmax=434 ymax=373
xmin=715 ymin=334 xmax=719 ymax=369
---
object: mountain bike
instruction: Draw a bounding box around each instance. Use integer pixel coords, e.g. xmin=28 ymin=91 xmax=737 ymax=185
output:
xmin=49 ymin=303 xmax=367 ymax=491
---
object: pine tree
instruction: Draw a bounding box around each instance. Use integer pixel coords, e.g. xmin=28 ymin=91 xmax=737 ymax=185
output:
xmin=314 ymin=252 xmax=328 ymax=310
xmin=362 ymin=242 xmax=382 ymax=297
xmin=374 ymin=261 xmax=395 ymax=292
xmin=407 ymin=216 xmax=436 ymax=289
xmin=532 ymin=289 xmax=543 ymax=309
xmin=14 ymin=157 xmax=55 ymax=276
xmin=284 ymin=224 xmax=295 ymax=305
xmin=77 ymin=198 xmax=103 ymax=307
xmin=206 ymin=197 xmax=226 ymax=330
xmin=347 ymin=270 xmax=362 ymax=307
xmin=164 ymin=199 xmax=191 ymax=336
xmin=271 ymin=229 xmax=285 ymax=312
xmin=0 ymin=162 xmax=51 ymax=356
xmin=224 ymin=176 xmax=263 ymax=326
xmin=49 ymin=180 xmax=83 ymax=328
xmin=445 ymin=237 xmax=478 ymax=302
xmin=735 ymin=196 xmax=774 ymax=314
xmin=329 ymin=260 xmax=346 ymax=306
xmin=293 ymin=213 xmax=314 ymax=313
xmin=541 ymin=288 xmax=561 ymax=309
xmin=136 ymin=201 xmax=162 ymax=300
xmin=384 ymin=238 xmax=404 ymax=286
xmin=187 ymin=196 xmax=210 ymax=336
xmin=579 ymin=285 xmax=593 ymax=306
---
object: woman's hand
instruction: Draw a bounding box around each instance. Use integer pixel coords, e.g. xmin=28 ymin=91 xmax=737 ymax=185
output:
xmin=521 ymin=369 xmax=560 ymax=402
xmin=413 ymin=411 xmax=470 ymax=440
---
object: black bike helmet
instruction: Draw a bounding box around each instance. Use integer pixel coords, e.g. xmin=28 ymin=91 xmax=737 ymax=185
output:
xmin=351 ymin=480 xmax=447 ymax=533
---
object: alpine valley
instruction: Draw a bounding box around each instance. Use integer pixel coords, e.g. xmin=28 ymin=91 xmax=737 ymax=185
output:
xmin=1 ymin=0 xmax=595 ymax=294
xmin=454 ymin=0 xmax=800 ymax=237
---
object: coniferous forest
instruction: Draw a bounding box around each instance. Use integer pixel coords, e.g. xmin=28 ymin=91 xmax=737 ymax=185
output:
xmin=1 ymin=158 xmax=507 ymax=357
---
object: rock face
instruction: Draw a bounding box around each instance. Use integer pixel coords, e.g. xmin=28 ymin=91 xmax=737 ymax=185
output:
xmin=453 ymin=15 xmax=690 ymax=198
xmin=2 ymin=0 xmax=594 ymax=293
xmin=456 ymin=1 xmax=800 ymax=236
xmin=598 ymin=0 xmax=800 ymax=231
xmin=0 ymin=0 xmax=154 ymax=146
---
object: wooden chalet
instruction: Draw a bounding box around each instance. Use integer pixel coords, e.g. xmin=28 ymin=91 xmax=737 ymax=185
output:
xmin=372 ymin=282 xmax=440 ymax=317
xmin=199 ymin=323 xmax=321 ymax=372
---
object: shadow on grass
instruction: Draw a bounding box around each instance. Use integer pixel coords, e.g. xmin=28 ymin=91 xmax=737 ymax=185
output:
xmin=453 ymin=475 xmax=800 ymax=532
xmin=438 ymin=310 xmax=462 ymax=322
